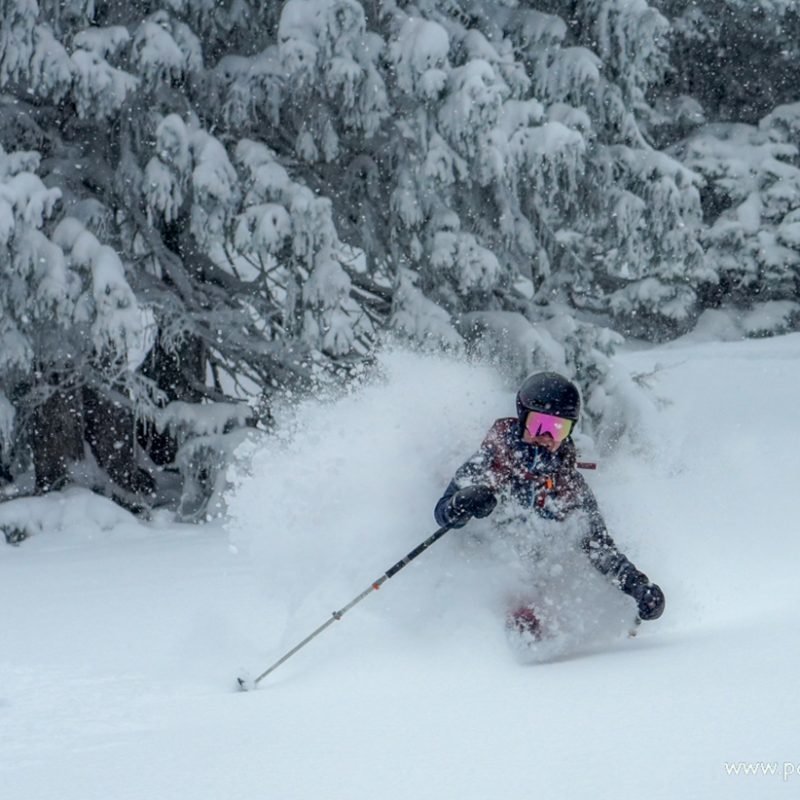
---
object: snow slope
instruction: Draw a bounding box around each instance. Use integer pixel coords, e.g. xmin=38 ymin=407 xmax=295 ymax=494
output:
xmin=2 ymin=334 xmax=800 ymax=800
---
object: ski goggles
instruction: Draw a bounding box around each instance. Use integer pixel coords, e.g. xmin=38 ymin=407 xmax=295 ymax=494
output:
xmin=524 ymin=410 xmax=575 ymax=443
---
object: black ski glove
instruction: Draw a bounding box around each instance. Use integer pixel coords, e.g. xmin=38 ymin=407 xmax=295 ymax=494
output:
xmin=620 ymin=569 xmax=665 ymax=621
xmin=446 ymin=485 xmax=497 ymax=527
xmin=635 ymin=582 xmax=665 ymax=621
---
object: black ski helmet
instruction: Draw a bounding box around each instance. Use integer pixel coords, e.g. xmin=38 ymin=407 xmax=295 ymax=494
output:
xmin=516 ymin=371 xmax=581 ymax=424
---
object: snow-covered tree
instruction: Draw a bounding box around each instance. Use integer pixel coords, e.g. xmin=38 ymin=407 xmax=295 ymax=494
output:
xmin=675 ymin=107 xmax=800 ymax=331
xmin=0 ymin=0 xmax=380 ymax=513
xmin=516 ymin=0 xmax=710 ymax=339
xmin=263 ymin=1 xmax=709 ymax=355
xmin=654 ymin=0 xmax=800 ymax=124
xmin=6 ymin=0 xmax=793 ymax=512
xmin=651 ymin=1 xmax=800 ymax=330
xmin=0 ymin=143 xmax=153 ymax=498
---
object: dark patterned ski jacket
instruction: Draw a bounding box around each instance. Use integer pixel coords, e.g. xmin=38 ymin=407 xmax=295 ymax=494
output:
xmin=434 ymin=418 xmax=636 ymax=584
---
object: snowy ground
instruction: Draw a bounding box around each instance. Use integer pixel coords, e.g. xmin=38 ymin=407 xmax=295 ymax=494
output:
xmin=2 ymin=333 xmax=800 ymax=800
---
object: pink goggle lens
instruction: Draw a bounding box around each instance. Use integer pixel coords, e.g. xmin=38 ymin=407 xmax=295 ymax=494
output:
xmin=525 ymin=411 xmax=574 ymax=443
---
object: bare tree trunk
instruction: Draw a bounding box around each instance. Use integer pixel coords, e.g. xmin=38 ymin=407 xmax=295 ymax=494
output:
xmin=30 ymin=380 xmax=84 ymax=493
xmin=83 ymin=387 xmax=156 ymax=499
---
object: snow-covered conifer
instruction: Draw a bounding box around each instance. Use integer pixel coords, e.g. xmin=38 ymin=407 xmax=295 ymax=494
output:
xmin=654 ymin=0 xmax=800 ymax=124
xmin=0 ymin=144 xmax=154 ymax=495
xmin=6 ymin=0 xmax=793 ymax=510
xmin=678 ymin=112 xmax=800 ymax=330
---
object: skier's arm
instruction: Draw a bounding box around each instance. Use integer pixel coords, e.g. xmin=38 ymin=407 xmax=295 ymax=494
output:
xmin=434 ymin=447 xmax=496 ymax=528
xmin=573 ymin=473 xmax=665 ymax=620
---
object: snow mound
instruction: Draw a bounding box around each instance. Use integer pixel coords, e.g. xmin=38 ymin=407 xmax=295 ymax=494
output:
xmin=0 ymin=487 xmax=143 ymax=547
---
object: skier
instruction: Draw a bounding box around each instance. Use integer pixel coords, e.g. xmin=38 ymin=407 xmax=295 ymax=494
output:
xmin=434 ymin=371 xmax=664 ymax=642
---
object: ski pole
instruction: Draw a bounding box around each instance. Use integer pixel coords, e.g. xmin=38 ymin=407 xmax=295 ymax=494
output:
xmin=237 ymin=523 xmax=454 ymax=690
